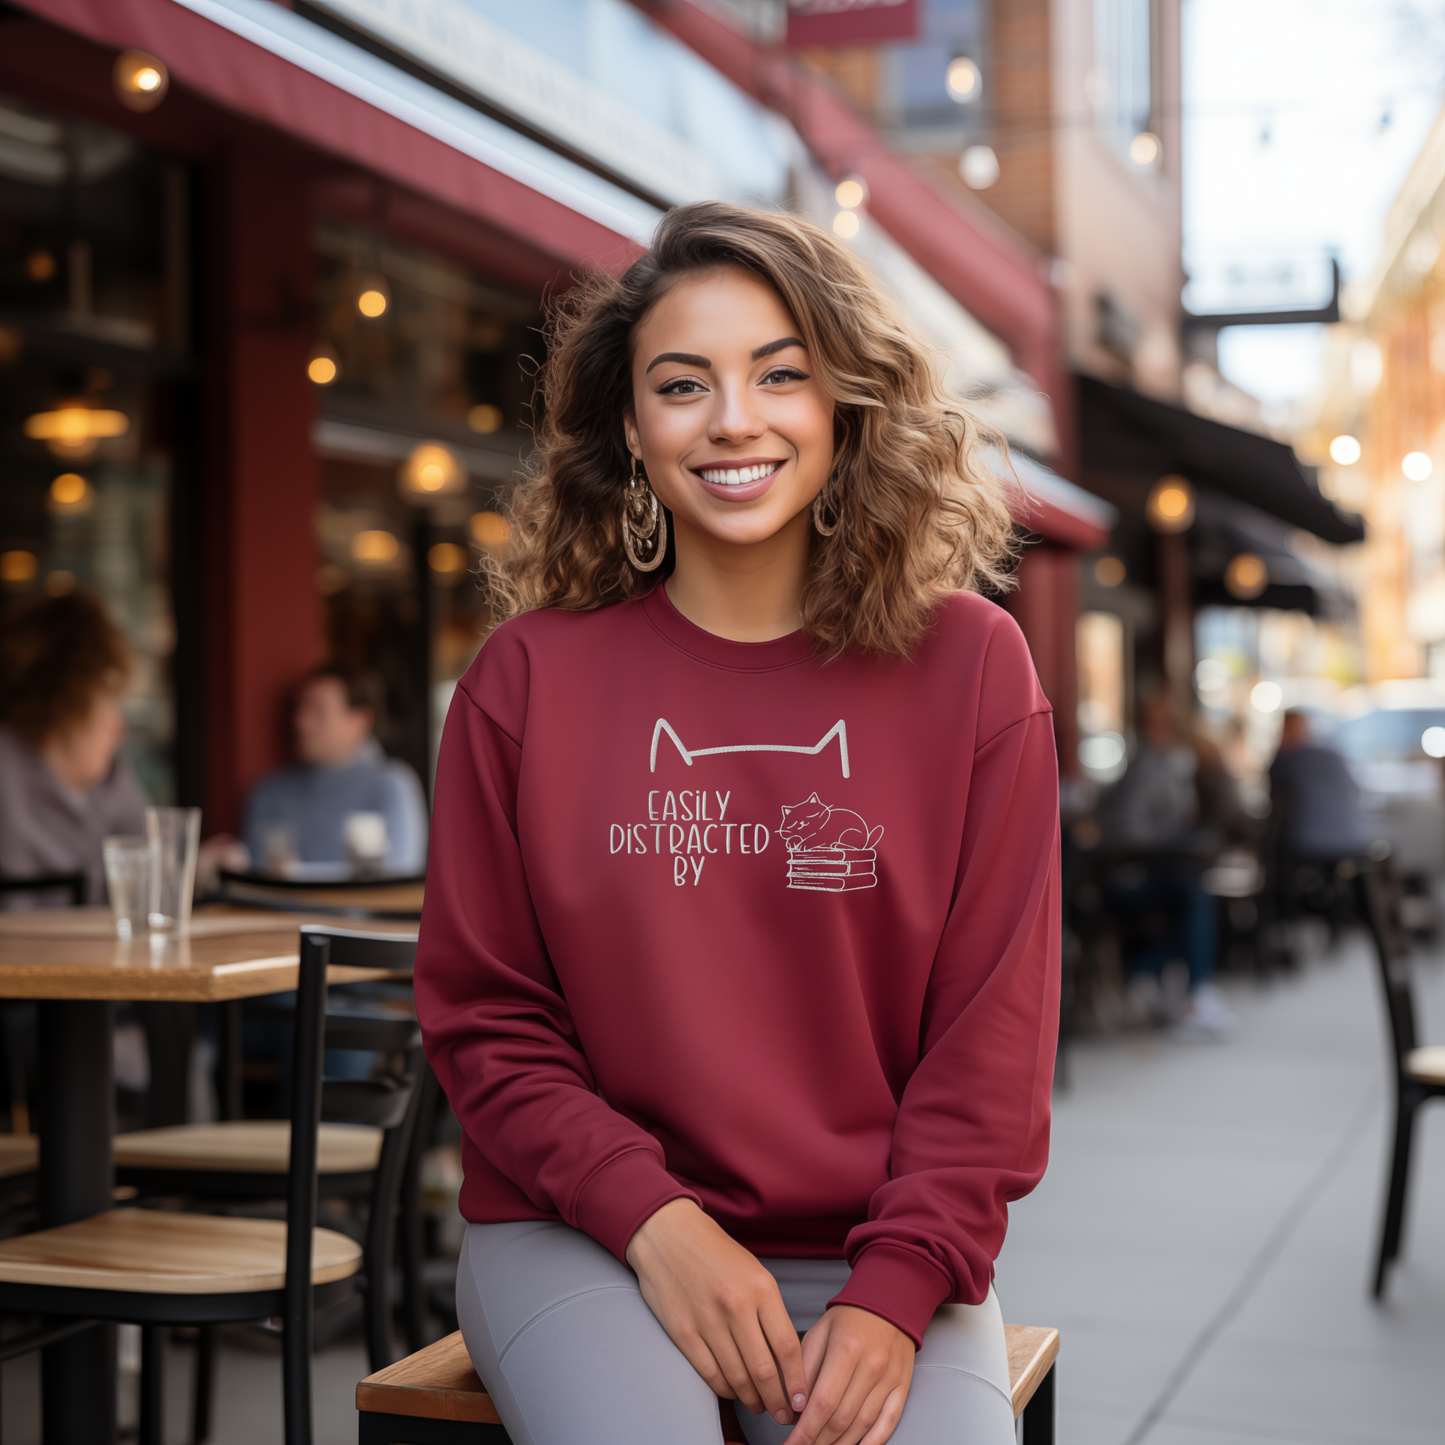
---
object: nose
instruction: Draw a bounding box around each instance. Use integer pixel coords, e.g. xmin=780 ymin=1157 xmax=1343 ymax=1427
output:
xmin=707 ymin=377 xmax=764 ymax=446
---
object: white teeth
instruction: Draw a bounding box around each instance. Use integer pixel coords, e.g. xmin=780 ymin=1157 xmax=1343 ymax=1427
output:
xmin=699 ymin=463 xmax=780 ymax=485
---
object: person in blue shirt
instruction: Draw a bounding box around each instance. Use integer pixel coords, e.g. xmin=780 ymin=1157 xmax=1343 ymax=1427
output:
xmin=243 ymin=666 xmax=429 ymax=874
xmin=1268 ymin=710 xmax=1372 ymax=862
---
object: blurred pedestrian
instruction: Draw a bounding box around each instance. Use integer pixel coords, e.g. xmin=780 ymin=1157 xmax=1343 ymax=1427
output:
xmin=1268 ymin=710 xmax=1370 ymax=861
xmin=1268 ymin=710 xmax=1372 ymax=922
xmin=242 ymin=665 xmax=428 ymax=874
xmin=0 ymin=591 xmax=147 ymax=907
xmin=1193 ymin=731 xmax=1257 ymax=845
xmin=1098 ymin=693 xmax=1235 ymax=1037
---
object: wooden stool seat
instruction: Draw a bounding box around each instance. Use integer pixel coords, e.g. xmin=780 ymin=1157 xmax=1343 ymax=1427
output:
xmin=0 ymin=1134 xmax=38 ymax=1179
xmin=0 ymin=1207 xmax=360 ymax=1293
xmin=357 ymin=1325 xmax=1060 ymax=1442
xmin=115 ymin=1119 xmax=384 ymax=1174
xmin=1405 ymin=1044 xmax=1445 ymax=1085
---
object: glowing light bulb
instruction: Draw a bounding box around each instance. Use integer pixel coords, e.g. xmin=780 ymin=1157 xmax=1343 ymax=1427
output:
xmin=113 ymin=50 xmax=169 ymax=112
xmin=1146 ymin=475 xmax=1195 ymax=533
xmin=1329 ymin=434 xmax=1361 ymax=465
xmin=946 ymin=57 xmax=981 ymax=103
xmin=1224 ymin=552 xmax=1268 ymax=600
xmin=1129 ymin=131 xmax=1161 ymax=167
xmin=350 ymin=530 xmax=399 ymax=564
xmin=1403 ymin=451 xmax=1433 ymax=481
xmin=960 ymin=146 xmax=999 ymax=190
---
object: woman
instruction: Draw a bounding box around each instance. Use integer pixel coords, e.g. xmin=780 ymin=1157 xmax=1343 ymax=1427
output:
xmin=416 ymin=203 xmax=1060 ymax=1445
xmin=0 ymin=590 xmax=147 ymax=906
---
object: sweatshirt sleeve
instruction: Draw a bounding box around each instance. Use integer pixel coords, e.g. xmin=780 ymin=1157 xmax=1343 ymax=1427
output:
xmin=830 ymin=622 xmax=1061 ymax=1346
xmin=414 ymin=643 xmax=699 ymax=1260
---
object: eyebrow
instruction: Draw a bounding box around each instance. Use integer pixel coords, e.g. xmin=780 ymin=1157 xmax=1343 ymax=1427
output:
xmin=645 ymin=351 xmax=710 ymax=374
xmin=751 ymin=336 xmax=805 ymax=361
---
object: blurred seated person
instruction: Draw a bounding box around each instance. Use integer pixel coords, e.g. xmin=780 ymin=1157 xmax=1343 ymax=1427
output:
xmin=1098 ymin=693 xmax=1234 ymax=1037
xmin=0 ymin=592 xmax=244 ymax=906
xmin=1193 ymin=732 xmax=1258 ymax=846
xmin=1268 ymin=710 xmax=1371 ymax=917
xmin=243 ymin=665 xmax=428 ymax=874
xmin=1269 ymin=710 xmax=1370 ymax=861
xmin=0 ymin=591 xmax=149 ymax=906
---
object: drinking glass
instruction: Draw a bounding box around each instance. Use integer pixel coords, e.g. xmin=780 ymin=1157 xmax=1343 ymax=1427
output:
xmin=102 ymin=837 xmax=153 ymax=941
xmin=146 ymin=806 xmax=202 ymax=933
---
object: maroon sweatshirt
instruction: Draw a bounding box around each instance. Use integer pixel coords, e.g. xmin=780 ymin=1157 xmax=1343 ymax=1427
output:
xmin=415 ymin=586 xmax=1060 ymax=1347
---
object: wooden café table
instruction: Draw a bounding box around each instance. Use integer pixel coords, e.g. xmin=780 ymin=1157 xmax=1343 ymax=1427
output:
xmin=0 ymin=906 xmax=418 ymax=1444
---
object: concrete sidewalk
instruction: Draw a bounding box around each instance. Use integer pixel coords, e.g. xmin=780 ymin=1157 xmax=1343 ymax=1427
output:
xmin=4 ymin=934 xmax=1440 ymax=1444
xmin=995 ymin=932 xmax=1445 ymax=1445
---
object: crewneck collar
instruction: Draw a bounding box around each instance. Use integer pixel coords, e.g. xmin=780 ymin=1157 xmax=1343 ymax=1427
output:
xmin=639 ymin=584 xmax=816 ymax=672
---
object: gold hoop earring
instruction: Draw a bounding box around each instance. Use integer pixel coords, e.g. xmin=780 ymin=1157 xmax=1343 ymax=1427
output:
xmin=812 ymin=477 xmax=840 ymax=537
xmin=622 ymin=457 xmax=667 ymax=572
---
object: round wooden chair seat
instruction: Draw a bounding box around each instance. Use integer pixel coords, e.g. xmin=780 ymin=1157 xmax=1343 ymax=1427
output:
xmin=115 ymin=1120 xmax=383 ymax=1174
xmin=0 ymin=1207 xmax=360 ymax=1293
xmin=1405 ymin=1045 xmax=1445 ymax=1086
xmin=0 ymin=1134 xmax=38 ymax=1179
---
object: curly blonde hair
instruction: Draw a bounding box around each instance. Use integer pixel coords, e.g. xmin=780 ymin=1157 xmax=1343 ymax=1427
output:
xmin=487 ymin=201 xmax=1016 ymax=658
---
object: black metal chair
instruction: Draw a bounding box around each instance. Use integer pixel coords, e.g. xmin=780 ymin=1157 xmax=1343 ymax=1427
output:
xmin=0 ymin=925 xmax=418 ymax=1445
xmin=116 ymin=1001 xmax=429 ymax=1440
xmin=1354 ymin=865 xmax=1445 ymax=1299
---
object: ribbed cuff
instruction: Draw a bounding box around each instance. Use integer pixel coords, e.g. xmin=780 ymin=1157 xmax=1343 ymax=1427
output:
xmin=571 ymin=1147 xmax=699 ymax=1262
xmin=829 ymin=1244 xmax=953 ymax=1349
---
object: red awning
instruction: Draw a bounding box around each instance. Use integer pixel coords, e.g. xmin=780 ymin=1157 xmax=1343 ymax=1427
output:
xmin=16 ymin=0 xmax=639 ymax=272
xmin=987 ymin=450 xmax=1116 ymax=553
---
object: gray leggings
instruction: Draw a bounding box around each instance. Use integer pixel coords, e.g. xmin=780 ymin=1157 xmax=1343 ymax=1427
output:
xmin=456 ymin=1221 xmax=1015 ymax=1445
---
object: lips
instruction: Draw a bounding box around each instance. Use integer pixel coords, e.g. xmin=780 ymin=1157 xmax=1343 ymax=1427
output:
xmin=689 ymin=459 xmax=785 ymax=503
xmin=696 ymin=461 xmax=782 ymax=486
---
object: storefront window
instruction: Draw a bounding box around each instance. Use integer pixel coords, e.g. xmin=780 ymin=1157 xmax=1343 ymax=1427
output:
xmin=311 ymin=222 xmax=542 ymax=786
xmin=1092 ymin=0 xmax=1153 ymax=160
xmin=0 ymin=92 xmax=188 ymax=800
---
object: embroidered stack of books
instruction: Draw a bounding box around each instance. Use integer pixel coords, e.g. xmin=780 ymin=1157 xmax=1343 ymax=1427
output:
xmin=785 ymin=845 xmax=878 ymax=892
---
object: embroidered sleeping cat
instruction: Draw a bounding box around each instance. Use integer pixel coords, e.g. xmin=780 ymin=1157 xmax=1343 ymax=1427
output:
xmin=778 ymin=794 xmax=884 ymax=852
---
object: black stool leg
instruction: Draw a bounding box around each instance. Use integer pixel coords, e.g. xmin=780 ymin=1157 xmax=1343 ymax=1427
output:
xmin=139 ymin=1325 xmax=165 ymax=1445
xmin=1374 ymin=1093 xmax=1418 ymax=1298
xmin=192 ymin=1325 xmax=215 ymax=1444
xmin=1021 ymin=1362 xmax=1055 ymax=1445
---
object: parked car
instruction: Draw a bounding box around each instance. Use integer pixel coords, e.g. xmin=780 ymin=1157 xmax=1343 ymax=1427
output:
xmin=1327 ymin=682 xmax=1445 ymax=882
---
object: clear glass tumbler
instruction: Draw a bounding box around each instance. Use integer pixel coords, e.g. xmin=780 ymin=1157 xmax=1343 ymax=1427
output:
xmin=102 ymin=836 xmax=153 ymax=940
xmin=146 ymin=805 xmax=202 ymax=933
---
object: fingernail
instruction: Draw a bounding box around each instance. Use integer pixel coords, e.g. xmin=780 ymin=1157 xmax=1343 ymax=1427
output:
xmin=776 ymin=1410 xmax=790 ymax=1423
xmin=792 ymin=1393 xmax=807 ymax=1409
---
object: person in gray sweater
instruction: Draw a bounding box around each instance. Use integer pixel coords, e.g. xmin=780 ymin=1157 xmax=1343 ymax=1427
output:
xmin=1098 ymin=693 xmax=1234 ymax=1037
xmin=0 ymin=592 xmax=148 ymax=907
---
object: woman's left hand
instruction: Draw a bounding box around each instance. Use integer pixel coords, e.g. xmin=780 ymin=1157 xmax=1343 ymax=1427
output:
xmin=783 ymin=1305 xmax=914 ymax=1445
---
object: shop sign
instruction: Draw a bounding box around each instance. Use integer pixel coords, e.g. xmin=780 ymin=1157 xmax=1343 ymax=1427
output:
xmin=786 ymin=0 xmax=919 ymax=47
xmin=311 ymin=0 xmax=718 ymax=204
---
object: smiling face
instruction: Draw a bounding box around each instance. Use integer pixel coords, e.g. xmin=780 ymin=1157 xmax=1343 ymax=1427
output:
xmin=623 ymin=265 xmax=835 ymax=550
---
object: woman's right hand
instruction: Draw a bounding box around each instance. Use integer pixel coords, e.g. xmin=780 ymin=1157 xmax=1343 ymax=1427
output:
xmin=625 ymin=1198 xmax=809 ymax=1426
